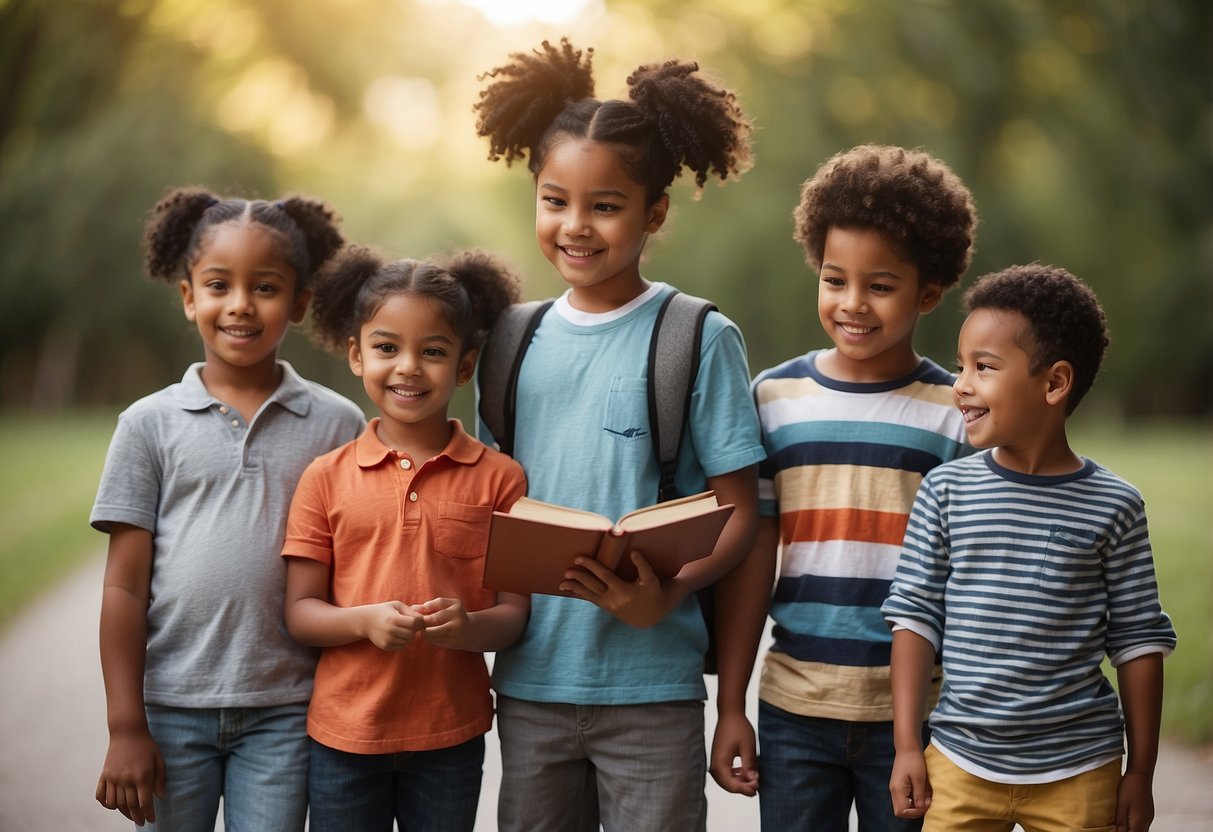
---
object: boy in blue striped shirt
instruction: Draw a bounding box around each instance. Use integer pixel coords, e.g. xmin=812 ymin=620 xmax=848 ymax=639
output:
xmin=883 ymin=265 xmax=1177 ymax=832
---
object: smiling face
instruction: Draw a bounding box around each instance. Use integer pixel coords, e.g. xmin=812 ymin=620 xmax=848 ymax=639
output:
xmin=954 ymin=307 xmax=1057 ymax=452
xmin=815 ymin=226 xmax=942 ymax=383
xmin=180 ymin=222 xmax=307 ymax=380
xmin=348 ymin=293 xmax=476 ymax=452
xmin=534 ymin=137 xmax=668 ymax=312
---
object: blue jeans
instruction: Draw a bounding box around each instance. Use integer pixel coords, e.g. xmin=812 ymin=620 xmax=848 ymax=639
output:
xmin=307 ymin=735 xmax=485 ymax=832
xmin=143 ymin=702 xmax=309 ymax=832
xmin=758 ymin=701 xmax=926 ymax=832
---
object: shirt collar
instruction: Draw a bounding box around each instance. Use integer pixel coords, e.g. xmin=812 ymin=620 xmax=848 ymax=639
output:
xmin=171 ymin=361 xmax=312 ymax=417
xmin=354 ymin=418 xmax=485 ymax=468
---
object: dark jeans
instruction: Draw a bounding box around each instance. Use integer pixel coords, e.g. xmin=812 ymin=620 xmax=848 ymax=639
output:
xmin=758 ymin=701 xmax=927 ymax=832
xmin=307 ymin=735 xmax=485 ymax=832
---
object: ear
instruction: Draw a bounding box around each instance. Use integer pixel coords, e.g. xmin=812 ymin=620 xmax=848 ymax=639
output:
xmin=456 ymin=348 xmax=479 ymax=387
xmin=180 ymin=279 xmax=197 ymax=322
xmin=290 ymin=287 xmax=312 ymax=325
xmin=917 ymin=280 xmax=944 ymax=315
xmin=1044 ymin=360 xmax=1074 ymax=407
xmin=347 ymin=335 xmax=364 ymax=377
xmin=645 ymin=193 xmax=669 ymax=234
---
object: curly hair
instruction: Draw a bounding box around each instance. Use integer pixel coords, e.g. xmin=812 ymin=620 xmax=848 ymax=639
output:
xmin=793 ymin=145 xmax=976 ymax=289
xmin=309 ymin=246 xmax=522 ymax=357
xmin=143 ymin=186 xmax=343 ymax=292
xmin=963 ymin=264 xmax=1109 ymax=415
xmin=474 ymin=38 xmax=752 ymax=204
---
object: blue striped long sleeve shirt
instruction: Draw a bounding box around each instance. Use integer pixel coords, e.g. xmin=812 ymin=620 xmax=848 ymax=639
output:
xmin=882 ymin=451 xmax=1176 ymax=781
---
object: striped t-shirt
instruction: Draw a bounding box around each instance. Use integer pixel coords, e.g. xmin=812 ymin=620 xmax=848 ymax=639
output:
xmin=753 ymin=351 xmax=968 ymax=721
xmin=882 ymin=451 xmax=1177 ymax=782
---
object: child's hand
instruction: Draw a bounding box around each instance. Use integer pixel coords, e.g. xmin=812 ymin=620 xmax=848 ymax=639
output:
xmin=96 ymin=727 xmax=166 ymax=826
xmin=889 ymin=748 xmax=931 ymax=820
xmin=710 ymin=710 xmax=759 ymax=796
xmin=360 ymin=601 xmax=424 ymax=651
xmin=1115 ymin=771 xmax=1155 ymax=832
xmin=560 ymin=550 xmax=672 ymax=628
xmin=415 ymin=597 xmax=471 ymax=649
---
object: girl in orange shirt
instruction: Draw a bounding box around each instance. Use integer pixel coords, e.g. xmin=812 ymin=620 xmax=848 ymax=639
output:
xmin=282 ymin=247 xmax=527 ymax=832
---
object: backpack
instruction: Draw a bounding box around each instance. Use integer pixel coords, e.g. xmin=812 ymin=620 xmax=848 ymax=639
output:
xmin=477 ymin=290 xmax=723 ymax=673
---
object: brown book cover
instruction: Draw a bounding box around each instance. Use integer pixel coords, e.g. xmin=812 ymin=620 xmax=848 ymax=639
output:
xmin=482 ymin=491 xmax=735 ymax=597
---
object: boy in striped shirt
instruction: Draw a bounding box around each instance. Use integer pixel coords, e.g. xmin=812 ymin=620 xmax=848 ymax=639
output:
xmin=883 ymin=265 xmax=1176 ymax=832
xmin=713 ymin=145 xmax=977 ymax=830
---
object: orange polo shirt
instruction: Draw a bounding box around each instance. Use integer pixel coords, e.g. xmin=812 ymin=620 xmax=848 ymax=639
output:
xmin=282 ymin=418 xmax=526 ymax=754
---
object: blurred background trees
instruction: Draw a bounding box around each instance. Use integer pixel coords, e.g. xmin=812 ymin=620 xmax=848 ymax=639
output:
xmin=1 ymin=0 xmax=1209 ymax=418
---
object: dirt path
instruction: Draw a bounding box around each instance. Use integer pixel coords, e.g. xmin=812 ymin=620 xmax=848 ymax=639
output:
xmin=2 ymin=555 xmax=1210 ymax=831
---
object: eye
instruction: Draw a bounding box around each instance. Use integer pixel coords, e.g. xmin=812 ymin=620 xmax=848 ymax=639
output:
xmin=594 ymin=202 xmax=621 ymax=214
xmin=821 ymin=275 xmax=844 ymax=288
xmin=542 ymin=196 xmax=566 ymax=208
xmin=205 ymin=279 xmax=228 ymax=292
xmin=870 ymin=282 xmax=894 ymax=294
xmin=976 ymin=362 xmax=993 ymax=372
xmin=422 ymin=346 xmax=448 ymax=358
xmin=372 ymin=342 xmax=398 ymax=355
xmin=254 ymin=282 xmax=279 ymax=295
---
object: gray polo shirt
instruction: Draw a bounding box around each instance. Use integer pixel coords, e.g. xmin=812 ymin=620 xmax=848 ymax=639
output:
xmin=91 ymin=362 xmax=365 ymax=707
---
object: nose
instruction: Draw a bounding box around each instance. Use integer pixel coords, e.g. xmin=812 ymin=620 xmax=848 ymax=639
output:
xmin=841 ymin=285 xmax=867 ymax=314
xmin=953 ymin=369 xmax=972 ymax=400
xmin=227 ymin=287 xmax=255 ymax=316
xmin=561 ymin=206 xmax=591 ymax=237
xmin=394 ymin=351 xmax=421 ymax=376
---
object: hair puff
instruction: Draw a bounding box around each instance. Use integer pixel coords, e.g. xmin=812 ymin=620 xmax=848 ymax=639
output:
xmin=475 ymin=38 xmax=594 ymax=167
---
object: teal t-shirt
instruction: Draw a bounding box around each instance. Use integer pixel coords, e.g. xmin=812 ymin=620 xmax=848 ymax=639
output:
xmin=481 ymin=284 xmax=765 ymax=705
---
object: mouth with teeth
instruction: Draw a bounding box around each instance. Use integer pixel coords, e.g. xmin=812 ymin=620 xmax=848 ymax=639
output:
xmin=559 ymin=245 xmax=601 ymax=260
xmin=387 ymin=384 xmax=427 ymax=401
xmin=219 ymin=326 xmax=261 ymax=340
xmin=960 ymin=405 xmax=989 ymax=424
xmin=836 ymin=321 xmax=878 ymax=339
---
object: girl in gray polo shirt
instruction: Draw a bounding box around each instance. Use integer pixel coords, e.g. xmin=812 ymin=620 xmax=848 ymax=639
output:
xmin=90 ymin=187 xmax=365 ymax=831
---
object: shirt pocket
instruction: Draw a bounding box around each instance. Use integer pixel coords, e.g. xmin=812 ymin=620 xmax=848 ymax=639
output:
xmin=1039 ymin=527 xmax=1102 ymax=596
xmin=433 ymin=502 xmax=493 ymax=560
xmin=602 ymin=377 xmax=651 ymax=445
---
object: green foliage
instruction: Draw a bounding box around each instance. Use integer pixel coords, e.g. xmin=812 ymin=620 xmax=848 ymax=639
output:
xmin=0 ymin=0 xmax=1208 ymax=416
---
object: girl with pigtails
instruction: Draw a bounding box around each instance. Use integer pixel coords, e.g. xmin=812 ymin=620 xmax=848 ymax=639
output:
xmin=91 ymin=188 xmax=365 ymax=830
xmin=281 ymin=246 xmax=529 ymax=831
xmin=474 ymin=39 xmax=764 ymax=831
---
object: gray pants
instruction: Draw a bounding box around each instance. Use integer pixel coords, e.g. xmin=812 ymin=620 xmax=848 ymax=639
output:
xmin=495 ymin=695 xmax=707 ymax=832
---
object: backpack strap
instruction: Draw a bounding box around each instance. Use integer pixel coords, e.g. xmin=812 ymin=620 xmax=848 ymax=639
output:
xmin=477 ymin=299 xmax=553 ymax=457
xmin=648 ymin=291 xmax=717 ymax=503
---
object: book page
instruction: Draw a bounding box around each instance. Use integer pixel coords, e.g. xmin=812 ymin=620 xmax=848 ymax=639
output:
xmin=505 ymin=497 xmax=612 ymax=531
xmin=615 ymin=491 xmax=719 ymax=533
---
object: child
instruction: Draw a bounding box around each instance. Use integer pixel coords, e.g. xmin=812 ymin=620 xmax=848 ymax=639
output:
xmin=91 ymin=188 xmax=365 ymax=829
xmin=473 ymin=39 xmax=765 ymax=831
xmin=281 ymin=246 xmax=528 ymax=832
xmin=736 ymin=145 xmax=978 ymax=830
xmin=883 ymin=265 xmax=1177 ymax=832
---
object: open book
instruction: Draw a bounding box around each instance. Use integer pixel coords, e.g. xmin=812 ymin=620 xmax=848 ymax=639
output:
xmin=483 ymin=491 xmax=735 ymax=597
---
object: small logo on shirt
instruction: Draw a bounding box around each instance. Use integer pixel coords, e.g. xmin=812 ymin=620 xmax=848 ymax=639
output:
xmin=605 ymin=426 xmax=648 ymax=439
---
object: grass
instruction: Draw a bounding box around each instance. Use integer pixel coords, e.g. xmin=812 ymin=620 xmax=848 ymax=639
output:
xmin=0 ymin=410 xmax=118 ymax=630
xmin=1070 ymin=419 xmax=1213 ymax=746
xmin=0 ymin=411 xmax=1209 ymax=743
